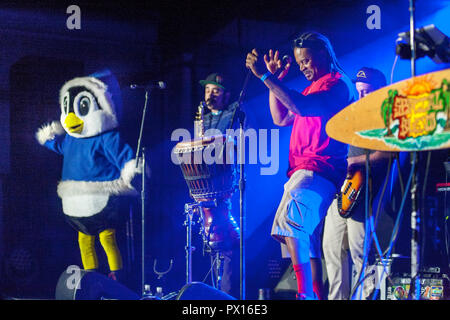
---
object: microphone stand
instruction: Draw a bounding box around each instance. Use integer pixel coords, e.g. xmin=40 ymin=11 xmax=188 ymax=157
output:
xmin=135 ymin=90 xmax=151 ymax=297
xmin=231 ymin=70 xmax=252 ymax=300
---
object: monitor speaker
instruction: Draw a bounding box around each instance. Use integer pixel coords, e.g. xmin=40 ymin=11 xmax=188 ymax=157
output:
xmin=55 ymin=266 xmax=140 ymax=300
xmin=274 ymin=263 xmax=297 ymax=293
xmin=176 ymin=282 xmax=236 ymax=300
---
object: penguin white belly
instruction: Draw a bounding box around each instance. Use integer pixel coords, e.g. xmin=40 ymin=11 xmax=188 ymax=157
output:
xmin=62 ymin=194 xmax=109 ymax=217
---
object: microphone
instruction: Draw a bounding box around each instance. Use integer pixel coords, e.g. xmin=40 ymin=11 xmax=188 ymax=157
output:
xmin=271 ymin=55 xmax=292 ymax=80
xmin=130 ymin=81 xmax=166 ymax=90
xmin=281 ymin=55 xmax=292 ymax=68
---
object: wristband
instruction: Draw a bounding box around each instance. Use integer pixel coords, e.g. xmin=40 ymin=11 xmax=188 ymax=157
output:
xmin=260 ymin=72 xmax=272 ymax=82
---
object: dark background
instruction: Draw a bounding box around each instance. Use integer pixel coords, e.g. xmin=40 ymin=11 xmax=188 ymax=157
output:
xmin=0 ymin=0 xmax=449 ymax=299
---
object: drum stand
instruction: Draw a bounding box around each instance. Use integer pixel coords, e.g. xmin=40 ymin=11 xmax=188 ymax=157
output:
xmin=213 ymin=251 xmax=225 ymax=290
xmin=183 ymin=202 xmax=198 ymax=284
xmin=183 ymin=200 xmax=220 ymax=286
xmin=205 ymin=240 xmax=227 ymax=292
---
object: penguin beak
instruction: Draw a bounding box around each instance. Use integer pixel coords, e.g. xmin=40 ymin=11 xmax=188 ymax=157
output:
xmin=64 ymin=112 xmax=84 ymax=134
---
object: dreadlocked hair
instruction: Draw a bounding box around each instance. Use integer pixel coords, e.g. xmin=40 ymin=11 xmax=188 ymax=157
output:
xmin=292 ymin=31 xmax=347 ymax=76
xmin=292 ymin=31 xmax=357 ymax=100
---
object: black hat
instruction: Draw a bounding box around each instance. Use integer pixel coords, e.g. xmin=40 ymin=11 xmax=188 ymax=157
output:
xmin=353 ymin=67 xmax=387 ymax=88
xmin=199 ymin=73 xmax=228 ymax=91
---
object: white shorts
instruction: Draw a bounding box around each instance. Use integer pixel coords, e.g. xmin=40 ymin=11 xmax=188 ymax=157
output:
xmin=271 ymin=169 xmax=336 ymax=258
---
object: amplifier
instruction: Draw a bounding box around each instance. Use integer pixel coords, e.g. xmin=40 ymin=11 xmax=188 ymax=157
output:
xmin=386 ymin=270 xmax=444 ymax=300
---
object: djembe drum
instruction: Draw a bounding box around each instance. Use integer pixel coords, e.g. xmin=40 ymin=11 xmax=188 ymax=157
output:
xmin=173 ymin=134 xmax=240 ymax=251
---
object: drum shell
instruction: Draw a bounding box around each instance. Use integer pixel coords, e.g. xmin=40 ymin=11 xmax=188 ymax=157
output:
xmin=174 ymin=135 xmax=240 ymax=250
xmin=196 ymin=197 xmax=239 ymax=251
xmin=173 ymin=135 xmax=238 ymax=201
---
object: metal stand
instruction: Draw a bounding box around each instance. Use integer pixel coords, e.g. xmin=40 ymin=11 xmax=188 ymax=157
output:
xmin=135 ymin=89 xmax=151 ymax=297
xmin=215 ymin=251 xmax=225 ymax=290
xmin=183 ymin=200 xmax=228 ymax=290
xmin=140 ymin=148 xmax=147 ymax=296
xmin=238 ymin=114 xmax=246 ymax=300
xmin=183 ymin=202 xmax=198 ymax=284
xmin=125 ymin=204 xmax=135 ymax=271
xmin=408 ymin=0 xmax=421 ymax=300
xmin=234 ymin=70 xmax=252 ymax=300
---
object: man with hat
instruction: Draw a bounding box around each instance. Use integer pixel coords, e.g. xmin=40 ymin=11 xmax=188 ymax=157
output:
xmin=353 ymin=67 xmax=388 ymax=99
xmin=322 ymin=67 xmax=393 ymax=300
xmin=195 ymin=72 xmax=241 ymax=298
xmin=199 ymin=72 xmax=241 ymax=133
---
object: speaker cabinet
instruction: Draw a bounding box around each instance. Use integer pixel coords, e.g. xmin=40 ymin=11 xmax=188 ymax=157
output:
xmin=176 ymin=282 xmax=236 ymax=300
xmin=55 ymin=267 xmax=140 ymax=300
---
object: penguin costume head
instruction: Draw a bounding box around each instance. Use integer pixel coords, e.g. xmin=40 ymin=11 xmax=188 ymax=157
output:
xmin=59 ymin=69 xmax=122 ymax=138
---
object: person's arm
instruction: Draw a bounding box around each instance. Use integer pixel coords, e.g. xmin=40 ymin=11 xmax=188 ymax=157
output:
xmin=346 ymin=151 xmax=393 ymax=178
xmin=268 ymin=90 xmax=295 ymax=126
xmin=246 ymin=48 xmax=349 ymax=123
xmin=246 ymin=49 xmax=297 ymax=126
xmin=347 ymin=151 xmax=392 ymax=168
xmin=272 ymin=77 xmax=352 ymax=112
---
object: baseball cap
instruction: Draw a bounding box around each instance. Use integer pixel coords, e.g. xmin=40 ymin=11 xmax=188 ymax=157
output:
xmin=353 ymin=67 xmax=387 ymax=88
xmin=199 ymin=73 xmax=228 ymax=91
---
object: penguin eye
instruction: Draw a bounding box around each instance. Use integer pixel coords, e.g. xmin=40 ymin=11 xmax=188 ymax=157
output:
xmin=62 ymin=93 xmax=69 ymax=114
xmin=78 ymin=96 xmax=91 ymax=116
xmin=73 ymin=90 xmax=98 ymax=118
xmin=63 ymin=97 xmax=69 ymax=114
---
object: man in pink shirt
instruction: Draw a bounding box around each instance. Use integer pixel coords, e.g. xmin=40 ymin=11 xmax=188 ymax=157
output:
xmin=246 ymin=31 xmax=356 ymax=299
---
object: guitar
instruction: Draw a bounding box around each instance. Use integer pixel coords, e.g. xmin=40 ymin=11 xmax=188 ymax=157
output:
xmin=336 ymin=169 xmax=364 ymax=218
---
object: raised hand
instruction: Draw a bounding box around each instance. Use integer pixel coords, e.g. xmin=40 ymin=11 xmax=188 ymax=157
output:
xmin=264 ymin=49 xmax=291 ymax=80
xmin=263 ymin=49 xmax=281 ymax=74
xmin=246 ymin=48 xmax=268 ymax=78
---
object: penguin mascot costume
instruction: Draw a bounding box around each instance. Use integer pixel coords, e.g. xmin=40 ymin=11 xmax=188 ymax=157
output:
xmin=35 ymin=69 xmax=140 ymax=280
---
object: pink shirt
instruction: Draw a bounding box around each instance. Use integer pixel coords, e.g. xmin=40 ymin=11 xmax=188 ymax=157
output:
xmin=287 ymin=72 xmax=353 ymax=188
